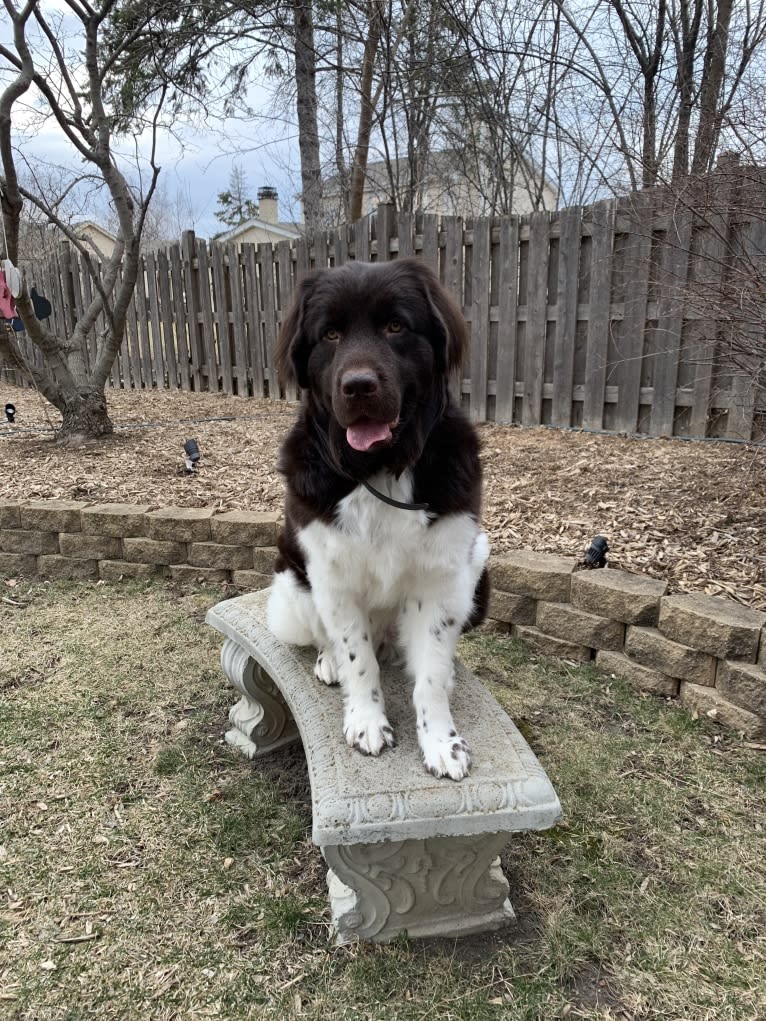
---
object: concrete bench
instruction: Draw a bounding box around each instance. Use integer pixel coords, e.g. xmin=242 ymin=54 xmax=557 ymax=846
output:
xmin=206 ymin=590 xmax=562 ymax=943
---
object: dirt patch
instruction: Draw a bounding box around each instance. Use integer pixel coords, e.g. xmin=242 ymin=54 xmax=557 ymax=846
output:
xmin=2 ymin=382 xmax=765 ymax=609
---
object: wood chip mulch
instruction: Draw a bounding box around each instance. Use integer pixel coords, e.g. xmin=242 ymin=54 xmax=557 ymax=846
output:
xmin=2 ymin=383 xmax=765 ymax=610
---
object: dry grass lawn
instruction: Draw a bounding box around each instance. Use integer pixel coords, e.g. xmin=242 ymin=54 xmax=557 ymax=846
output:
xmin=1 ymin=576 xmax=764 ymax=1020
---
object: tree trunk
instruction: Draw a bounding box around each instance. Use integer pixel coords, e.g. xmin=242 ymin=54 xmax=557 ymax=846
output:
xmin=58 ymin=387 xmax=114 ymax=445
xmin=671 ymin=0 xmax=703 ymax=183
xmin=349 ymin=1 xmax=383 ymax=223
xmin=691 ymin=0 xmax=734 ymax=175
xmin=293 ymin=0 xmax=323 ymax=233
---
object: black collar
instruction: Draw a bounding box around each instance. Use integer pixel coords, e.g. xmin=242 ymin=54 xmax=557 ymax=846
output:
xmin=362 ymin=480 xmax=429 ymax=511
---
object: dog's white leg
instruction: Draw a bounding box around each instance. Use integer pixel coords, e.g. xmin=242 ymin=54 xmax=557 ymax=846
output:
xmin=266 ymin=570 xmax=337 ymax=684
xmin=400 ymin=595 xmax=470 ymax=779
xmin=313 ymin=591 xmax=396 ymax=756
xmin=399 ymin=534 xmax=489 ymax=780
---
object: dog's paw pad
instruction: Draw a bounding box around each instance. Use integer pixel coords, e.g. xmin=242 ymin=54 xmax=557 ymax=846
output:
xmin=420 ymin=731 xmax=472 ymax=781
xmin=344 ymin=712 xmax=396 ymax=756
xmin=314 ymin=650 xmax=338 ymax=686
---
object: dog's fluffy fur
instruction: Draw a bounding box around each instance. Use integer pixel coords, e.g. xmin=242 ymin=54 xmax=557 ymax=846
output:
xmin=266 ymin=259 xmax=489 ymax=780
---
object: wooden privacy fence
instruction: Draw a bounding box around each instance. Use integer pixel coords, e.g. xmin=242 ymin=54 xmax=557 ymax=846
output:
xmin=5 ymin=187 xmax=766 ymax=442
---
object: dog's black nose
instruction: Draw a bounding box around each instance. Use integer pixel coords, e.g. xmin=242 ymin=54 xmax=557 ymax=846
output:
xmin=340 ymin=369 xmax=379 ymax=398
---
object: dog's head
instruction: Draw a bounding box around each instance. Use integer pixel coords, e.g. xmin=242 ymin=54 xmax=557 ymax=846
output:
xmin=276 ymin=259 xmax=467 ymax=462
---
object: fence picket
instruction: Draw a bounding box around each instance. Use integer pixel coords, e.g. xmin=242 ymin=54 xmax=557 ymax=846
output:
xmin=615 ymin=194 xmax=653 ymax=433
xmin=551 ymin=205 xmax=581 ymax=427
xmin=651 ymin=210 xmax=692 ymax=437
xmin=521 ymin=211 xmax=551 ymax=426
xmin=145 ymin=252 xmax=166 ymax=389
xmin=260 ymin=246 xmax=279 ymax=399
xmin=227 ymin=243 xmax=248 ymax=396
xmin=469 ymin=218 xmax=491 ymax=422
xmin=582 ymin=199 xmax=615 ymax=430
xmin=242 ymin=243 xmax=264 ymax=398
xmin=157 ymin=249 xmax=178 ymax=389
xmin=276 ymin=240 xmax=298 ymax=401
xmin=182 ymin=232 xmax=203 ymax=391
xmin=169 ymin=242 xmax=191 ymax=390
xmin=495 ymin=216 xmax=519 ymax=423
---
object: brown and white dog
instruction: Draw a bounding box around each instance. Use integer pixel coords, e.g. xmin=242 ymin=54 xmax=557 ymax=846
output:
xmin=266 ymin=259 xmax=489 ymax=780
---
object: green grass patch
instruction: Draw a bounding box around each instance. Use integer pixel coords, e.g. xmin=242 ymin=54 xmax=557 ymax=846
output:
xmin=1 ymin=577 xmax=764 ymax=1020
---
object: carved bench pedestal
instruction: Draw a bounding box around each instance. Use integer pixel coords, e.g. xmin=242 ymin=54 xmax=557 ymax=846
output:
xmin=207 ymin=591 xmax=561 ymax=944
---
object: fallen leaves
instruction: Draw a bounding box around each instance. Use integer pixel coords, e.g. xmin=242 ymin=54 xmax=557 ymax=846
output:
xmin=2 ymin=383 xmax=765 ymax=608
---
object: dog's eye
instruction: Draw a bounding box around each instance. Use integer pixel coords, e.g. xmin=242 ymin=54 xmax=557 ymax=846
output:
xmin=322 ymin=328 xmax=341 ymax=343
xmin=386 ymin=319 xmax=402 ymax=334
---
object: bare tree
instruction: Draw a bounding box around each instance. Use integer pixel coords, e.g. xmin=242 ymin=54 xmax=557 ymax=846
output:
xmin=0 ymin=0 xmax=172 ymax=443
xmin=293 ymin=0 xmax=323 ymax=231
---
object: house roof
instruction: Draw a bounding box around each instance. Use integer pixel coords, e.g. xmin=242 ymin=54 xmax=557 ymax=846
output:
xmin=214 ymin=217 xmax=302 ymax=243
xmin=73 ymin=220 xmax=117 ymax=241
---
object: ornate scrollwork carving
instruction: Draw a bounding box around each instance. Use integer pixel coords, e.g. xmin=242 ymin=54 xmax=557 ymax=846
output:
xmin=323 ymin=833 xmax=514 ymax=943
xmin=220 ymin=638 xmax=300 ymax=758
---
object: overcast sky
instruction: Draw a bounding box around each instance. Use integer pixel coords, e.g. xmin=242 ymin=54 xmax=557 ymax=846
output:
xmin=1 ymin=12 xmax=304 ymax=241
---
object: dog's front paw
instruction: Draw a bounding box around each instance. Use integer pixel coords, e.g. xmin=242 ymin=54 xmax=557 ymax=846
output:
xmin=343 ymin=707 xmax=396 ymax=756
xmin=420 ymin=729 xmax=472 ymax=781
xmin=314 ymin=649 xmax=338 ymax=686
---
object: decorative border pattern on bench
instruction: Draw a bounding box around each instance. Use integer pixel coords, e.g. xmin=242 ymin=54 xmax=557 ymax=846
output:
xmin=1 ymin=498 xmax=764 ymax=739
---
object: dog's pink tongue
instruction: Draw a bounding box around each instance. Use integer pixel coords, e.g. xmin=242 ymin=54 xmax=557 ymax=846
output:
xmin=346 ymin=420 xmax=392 ymax=452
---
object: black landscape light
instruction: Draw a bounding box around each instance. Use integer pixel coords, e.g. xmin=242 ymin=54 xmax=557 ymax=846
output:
xmin=584 ymin=535 xmax=609 ymax=568
xmin=5 ymin=403 xmax=15 ymax=423
xmin=183 ymin=438 xmax=201 ymax=473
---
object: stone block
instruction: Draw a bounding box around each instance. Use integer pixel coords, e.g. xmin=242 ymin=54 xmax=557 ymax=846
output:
xmin=252 ymin=547 xmax=278 ymax=575
xmin=487 ymin=589 xmax=536 ymax=625
xmin=491 ymin=550 xmax=576 ymax=602
xmin=537 ymin=601 xmax=624 ymax=651
xmin=0 ymin=500 xmax=21 ymax=528
xmin=716 ymin=660 xmax=766 ymax=717
xmin=59 ymin=532 xmax=122 ymax=560
xmin=680 ymin=682 xmax=766 ymax=740
xmin=0 ymin=528 xmax=59 ymax=555
xmin=512 ymin=624 xmax=592 ymax=662
xmin=211 ymin=510 xmax=280 ymax=547
xmin=231 ymin=569 xmax=273 ymax=590
xmin=82 ymin=503 xmax=150 ymax=537
xmin=122 ymin=537 xmax=187 ymax=566
xmin=760 ymin=630 xmax=766 ymax=669
xmin=21 ymin=499 xmax=84 ymax=533
xmin=187 ymin=542 xmax=253 ymax=571
xmin=659 ymin=593 xmax=765 ymax=662
xmin=0 ymin=552 xmax=38 ymax=576
xmin=571 ymin=569 xmax=667 ymax=625
xmin=625 ymin=626 xmax=716 ymax=685
xmin=98 ymin=559 xmax=161 ymax=581
xmin=37 ymin=555 xmax=98 ymax=580
xmin=168 ymin=564 xmax=230 ymax=584
xmin=595 ymin=650 xmax=679 ymax=696
xmin=145 ymin=506 xmax=213 ymax=542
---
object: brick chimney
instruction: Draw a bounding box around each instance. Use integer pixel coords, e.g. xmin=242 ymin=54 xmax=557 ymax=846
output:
xmin=258 ymin=186 xmax=279 ymax=225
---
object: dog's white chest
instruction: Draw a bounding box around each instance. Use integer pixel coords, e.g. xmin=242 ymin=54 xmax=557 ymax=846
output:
xmin=297 ymin=470 xmax=479 ymax=608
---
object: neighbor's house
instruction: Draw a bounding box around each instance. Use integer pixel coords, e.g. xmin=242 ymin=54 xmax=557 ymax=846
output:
xmin=74 ymin=221 xmax=118 ymax=259
xmin=321 ymin=152 xmax=558 ymax=226
xmin=214 ymin=187 xmax=302 ymax=246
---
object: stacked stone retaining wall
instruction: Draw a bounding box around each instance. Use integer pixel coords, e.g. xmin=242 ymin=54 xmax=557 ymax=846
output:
xmin=1 ymin=499 xmax=764 ymax=740
xmin=490 ymin=550 xmax=766 ymax=740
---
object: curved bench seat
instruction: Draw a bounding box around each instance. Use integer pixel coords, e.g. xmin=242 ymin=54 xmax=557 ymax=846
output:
xmin=207 ymin=589 xmax=562 ymax=943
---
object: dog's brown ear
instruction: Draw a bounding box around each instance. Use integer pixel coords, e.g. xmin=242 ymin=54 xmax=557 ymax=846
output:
xmin=275 ymin=272 xmax=317 ymax=388
xmin=402 ymin=258 xmax=468 ymax=373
